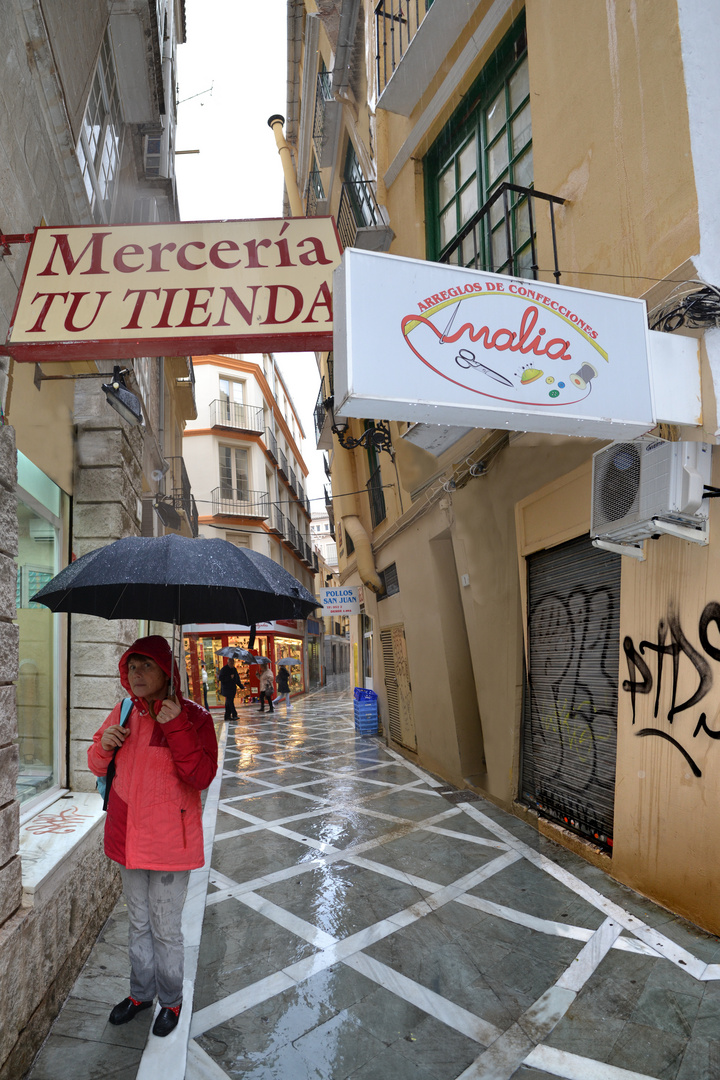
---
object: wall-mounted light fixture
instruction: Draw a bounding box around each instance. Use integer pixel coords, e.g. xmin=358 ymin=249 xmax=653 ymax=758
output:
xmin=153 ymin=496 xmax=182 ymax=531
xmin=34 ymin=363 xmax=144 ymax=427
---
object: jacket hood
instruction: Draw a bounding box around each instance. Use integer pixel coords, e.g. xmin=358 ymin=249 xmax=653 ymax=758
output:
xmin=119 ymin=635 xmax=184 ymax=703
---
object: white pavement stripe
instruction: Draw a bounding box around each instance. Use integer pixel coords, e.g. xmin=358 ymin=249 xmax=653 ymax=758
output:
xmin=233 ymin=889 xmax=337 ymax=949
xmin=460 ymin=803 xmax=709 ymax=979
xmin=524 ymin=1044 xmax=663 ymax=1080
xmin=455 ymin=892 xmax=658 ymax=956
xmin=186 ymin=1038 xmax=233 ymax=1079
xmin=456 ymin=1023 xmax=533 ymax=1080
xmin=190 ymin=971 xmax=297 ymax=1037
xmin=556 ymin=917 xmax=623 ymax=992
xmin=422 ymin=823 xmax=511 ymax=851
xmin=136 ymin=722 xmax=229 ymax=1079
xmin=344 ymin=951 xmax=502 ymax=1046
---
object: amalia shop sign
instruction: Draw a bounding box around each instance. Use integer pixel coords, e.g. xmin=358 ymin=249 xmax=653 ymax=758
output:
xmin=334 ymin=249 xmax=656 ymax=439
xmin=3 ymin=218 xmax=342 ymax=362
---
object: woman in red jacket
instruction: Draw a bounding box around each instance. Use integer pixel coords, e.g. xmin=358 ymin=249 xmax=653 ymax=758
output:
xmin=88 ymin=635 xmax=218 ymax=1037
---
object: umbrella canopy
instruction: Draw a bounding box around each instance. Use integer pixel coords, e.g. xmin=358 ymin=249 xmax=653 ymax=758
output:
xmin=30 ymin=534 xmax=320 ymax=625
xmin=277 ymin=657 xmax=302 ymax=665
xmin=248 ymin=656 xmax=271 ymax=665
xmin=217 ymin=647 xmax=254 ymax=661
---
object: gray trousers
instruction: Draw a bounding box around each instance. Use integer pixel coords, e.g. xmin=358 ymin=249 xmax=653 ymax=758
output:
xmin=120 ymin=866 xmax=189 ymax=1008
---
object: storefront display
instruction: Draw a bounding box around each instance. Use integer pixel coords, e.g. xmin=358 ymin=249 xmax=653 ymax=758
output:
xmin=184 ymin=625 xmax=306 ymax=706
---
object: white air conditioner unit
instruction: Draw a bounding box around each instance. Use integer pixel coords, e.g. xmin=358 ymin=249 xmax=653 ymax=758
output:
xmin=29 ymin=519 xmax=55 ymax=542
xmin=591 ymin=438 xmax=712 ymax=545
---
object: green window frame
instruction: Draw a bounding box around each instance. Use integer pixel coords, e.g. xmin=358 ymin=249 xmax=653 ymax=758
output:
xmin=425 ymin=15 xmax=532 ymax=275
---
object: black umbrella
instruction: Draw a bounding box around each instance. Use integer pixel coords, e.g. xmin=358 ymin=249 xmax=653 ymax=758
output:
xmin=31 ymin=534 xmax=319 ymax=624
xmin=31 ymin=535 xmax=320 ymax=694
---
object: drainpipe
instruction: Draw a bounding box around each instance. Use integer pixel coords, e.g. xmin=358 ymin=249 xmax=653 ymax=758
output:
xmin=331 ymin=0 xmax=362 ymax=96
xmin=268 ymin=114 xmax=304 ymax=218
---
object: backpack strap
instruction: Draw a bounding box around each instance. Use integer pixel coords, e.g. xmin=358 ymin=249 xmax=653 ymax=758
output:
xmin=101 ymin=699 xmax=133 ymax=811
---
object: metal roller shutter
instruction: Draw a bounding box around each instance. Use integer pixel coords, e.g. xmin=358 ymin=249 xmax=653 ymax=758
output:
xmin=520 ymin=534 xmax=621 ymax=852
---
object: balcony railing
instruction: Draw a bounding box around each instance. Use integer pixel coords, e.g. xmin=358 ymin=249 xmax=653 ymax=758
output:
xmin=211 ymin=488 xmax=270 ymax=519
xmin=375 ymin=0 xmax=432 ymax=97
xmin=314 ymin=373 xmax=335 ymax=451
xmin=268 ymin=502 xmax=286 ymax=537
xmin=263 ymin=428 xmax=278 ymax=462
xmin=307 ymin=169 xmax=326 ymax=218
xmin=312 ymin=551 xmax=319 ymax=573
xmin=312 ymin=70 xmax=341 ymax=168
xmin=210 ymin=399 xmax=264 ymax=432
xmin=161 ymin=456 xmax=199 ymax=537
xmin=439 ymin=183 xmax=565 ymax=284
xmin=288 ymin=466 xmax=297 ymax=495
xmin=297 ymin=480 xmax=306 ymax=506
xmin=337 ymin=181 xmax=393 ymax=252
xmin=367 ymin=466 xmax=387 ymax=529
xmin=277 ymin=448 xmax=288 ymax=478
xmin=286 ymin=520 xmax=301 ymax=553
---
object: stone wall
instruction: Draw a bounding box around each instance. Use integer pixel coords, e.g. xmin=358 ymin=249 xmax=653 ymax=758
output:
xmin=70 ymin=381 xmax=144 ymax=792
xmin=0 ymin=426 xmax=19 ymax=931
xmin=0 ymin=828 xmax=118 ymax=1080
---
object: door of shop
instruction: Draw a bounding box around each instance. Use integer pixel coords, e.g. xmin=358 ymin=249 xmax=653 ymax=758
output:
xmin=381 ymin=623 xmax=416 ymax=751
xmin=520 ymin=534 xmax=621 ymax=851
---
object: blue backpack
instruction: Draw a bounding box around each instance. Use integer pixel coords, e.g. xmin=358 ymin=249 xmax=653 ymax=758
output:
xmin=96 ymin=698 xmax=133 ymax=810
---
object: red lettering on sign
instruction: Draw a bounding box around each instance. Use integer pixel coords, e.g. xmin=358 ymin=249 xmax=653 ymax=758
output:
xmin=64 ymin=291 xmax=110 ymax=332
xmin=215 ymin=286 xmax=261 ymax=327
xmin=37 ymin=233 xmax=110 ymax=277
xmin=122 ymin=289 xmax=161 ymax=329
xmin=27 ymin=292 xmax=69 ymax=332
xmin=264 ymin=284 xmax=303 ymax=324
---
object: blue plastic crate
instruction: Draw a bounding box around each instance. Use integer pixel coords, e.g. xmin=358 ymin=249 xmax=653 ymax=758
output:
xmin=355 ymin=719 xmax=378 ymax=735
xmin=354 ymin=702 xmax=378 ymax=717
xmin=354 ymin=687 xmax=378 ymax=702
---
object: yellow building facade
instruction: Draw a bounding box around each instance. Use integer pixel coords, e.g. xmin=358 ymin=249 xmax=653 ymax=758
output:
xmin=287 ymin=0 xmax=720 ymax=934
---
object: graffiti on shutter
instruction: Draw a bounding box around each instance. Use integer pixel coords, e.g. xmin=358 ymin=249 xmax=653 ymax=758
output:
xmin=520 ymin=534 xmax=621 ymax=852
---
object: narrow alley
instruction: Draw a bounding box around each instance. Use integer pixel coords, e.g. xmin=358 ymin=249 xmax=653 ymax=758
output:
xmin=27 ymin=685 xmax=720 ymax=1080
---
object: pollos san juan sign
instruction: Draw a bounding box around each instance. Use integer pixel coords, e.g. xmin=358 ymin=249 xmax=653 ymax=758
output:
xmin=3 ymin=218 xmax=342 ymax=362
xmin=334 ymin=249 xmax=656 ymax=439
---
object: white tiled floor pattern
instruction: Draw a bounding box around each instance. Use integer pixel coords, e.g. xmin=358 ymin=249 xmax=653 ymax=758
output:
xmin=140 ymin=692 xmax=720 ymax=1080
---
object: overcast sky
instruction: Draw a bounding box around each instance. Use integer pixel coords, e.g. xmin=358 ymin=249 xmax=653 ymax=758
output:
xmin=175 ymin=0 xmax=327 ymax=507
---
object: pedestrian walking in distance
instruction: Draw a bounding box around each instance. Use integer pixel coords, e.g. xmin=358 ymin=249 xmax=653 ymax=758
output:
xmin=275 ymin=664 xmax=292 ymax=711
xmin=201 ymin=662 xmax=209 ymax=709
xmin=218 ymin=657 xmax=243 ymax=721
xmin=258 ymin=663 xmax=275 ymax=713
xmin=87 ymin=636 xmax=218 ymax=1038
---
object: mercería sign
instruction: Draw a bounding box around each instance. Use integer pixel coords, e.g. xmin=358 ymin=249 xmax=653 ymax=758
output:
xmin=334 ymin=249 xmax=656 ymax=439
xmin=3 ymin=218 xmax=342 ymax=362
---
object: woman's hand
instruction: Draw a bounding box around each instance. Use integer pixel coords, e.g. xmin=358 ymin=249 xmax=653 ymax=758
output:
xmin=154 ymin=696 xmax=181 ymax=725
xmin=100 ymin=725 xmax=130 ymax=752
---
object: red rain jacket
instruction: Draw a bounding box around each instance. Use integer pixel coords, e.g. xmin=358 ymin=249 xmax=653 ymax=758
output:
xmin=88 ymin=635 xmax=218 ymax=870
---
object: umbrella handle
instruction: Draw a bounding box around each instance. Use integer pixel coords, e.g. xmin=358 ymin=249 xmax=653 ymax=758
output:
xmin=169 ymin=621 xmax=177 ymax=698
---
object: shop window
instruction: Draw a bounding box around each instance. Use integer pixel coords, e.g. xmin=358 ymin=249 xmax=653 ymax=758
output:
xmin=424 ymin=15 xmax=531 ymax=274
xmin=15 ymin=453 xmax=64 ymax=806
xmin=275 ymin=636 xmax=304 ymax=693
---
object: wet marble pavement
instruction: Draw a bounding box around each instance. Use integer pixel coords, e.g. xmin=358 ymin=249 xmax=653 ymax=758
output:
xmin=27 ymin=683 xmax=720 ymax=1079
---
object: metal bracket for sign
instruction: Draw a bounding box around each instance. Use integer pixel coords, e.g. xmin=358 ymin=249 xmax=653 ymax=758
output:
xmin=0 ymin=233 xmax=32 ymax=257
xmin=332 ymin=420 xmax=394 ymax=456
